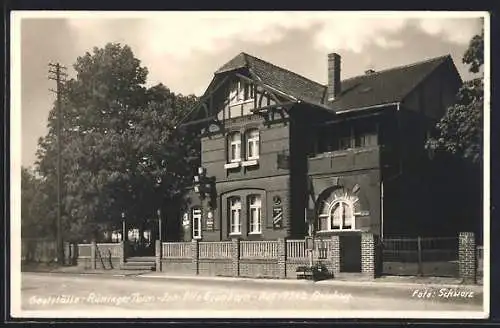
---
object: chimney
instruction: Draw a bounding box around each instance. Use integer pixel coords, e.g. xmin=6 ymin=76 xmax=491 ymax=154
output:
xmin=327 ymin=53 xmax=341 ymax=101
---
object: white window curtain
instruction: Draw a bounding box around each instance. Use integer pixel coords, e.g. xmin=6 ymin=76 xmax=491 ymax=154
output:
xmin=248 ymin=195 xmax=262 ymax=233
xmin=246 ymin=129 xmax=260 ymax=160
xmin=229 ymin=197 xmax=242 ymax=234
xmin=229 ymin=133 xmax=241 ymax=162
xmin=330 ymin=201 xmax=354 ymax=230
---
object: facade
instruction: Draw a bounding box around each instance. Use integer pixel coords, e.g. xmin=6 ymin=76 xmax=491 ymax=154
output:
xmin=176 ymin=52 xmax=465 ymax=250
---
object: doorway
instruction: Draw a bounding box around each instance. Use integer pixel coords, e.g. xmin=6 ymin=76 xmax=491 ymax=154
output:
xmin=126 ymin=219 xmax=158 ymax=257
xmin=339 ymin=234 xmax=362 ymax=272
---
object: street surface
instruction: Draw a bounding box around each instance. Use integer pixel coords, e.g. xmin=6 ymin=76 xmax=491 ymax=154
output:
xmin=18 ymin=272 xmax=484 ymax=318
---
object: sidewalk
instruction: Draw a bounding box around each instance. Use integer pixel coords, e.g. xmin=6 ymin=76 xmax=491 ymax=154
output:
xmin=137 ymin=272 xmax=484 ymax=293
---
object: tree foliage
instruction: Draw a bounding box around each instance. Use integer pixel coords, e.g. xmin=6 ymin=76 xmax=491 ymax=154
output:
xmin=34 ymin=43 xmax=199 ymax=241
xmin=21 ymin=167 xmax=55 ymax=238
xmin=426 ymin=29 xmax=484 ymax=164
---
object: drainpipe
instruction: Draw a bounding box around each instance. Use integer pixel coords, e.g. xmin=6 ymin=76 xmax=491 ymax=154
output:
xmin=381 ymin=181 xmax=384 ymax=241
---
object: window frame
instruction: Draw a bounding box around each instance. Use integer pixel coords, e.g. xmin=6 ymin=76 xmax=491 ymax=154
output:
xmin=245 ymin=129 xmax=260 ymax=160
xmin=229 ymin=80 xmax=255 ymax=107
xmin=248 ymin=194 xmax=262 ymax=234
xmin=229 ymin=197 xmax=242 ymax=235
xmin=228 ymin=132 xmax=242 ymax=163
xmin=317 ymin=200 xmax=356 ymax=231
xmin=192 ymin=208 xmax=202 ymax=239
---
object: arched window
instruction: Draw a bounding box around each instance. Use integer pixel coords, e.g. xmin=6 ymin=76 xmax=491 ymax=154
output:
xmin=228 ymin=132 xmax=241 ymax=162
xmin=248 ymin=195 xmax=262 ymax=234
xmin=318 ymin=200 xmax=355 ymax=231
xmin=246 ymin=129 xmax=260 ymax=160
xmin=229 ymin=197 xmax=242 ymax=234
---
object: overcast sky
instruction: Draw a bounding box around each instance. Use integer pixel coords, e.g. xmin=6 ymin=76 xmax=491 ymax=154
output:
xmin=15 ymin=12 xmax=484 ymax=168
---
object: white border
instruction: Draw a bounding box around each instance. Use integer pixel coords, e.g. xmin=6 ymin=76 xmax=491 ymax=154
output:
xmin=10 ymin=10 xmax=490 ymax=319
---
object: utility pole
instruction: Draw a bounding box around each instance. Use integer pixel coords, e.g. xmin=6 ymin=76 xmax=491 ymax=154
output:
xmin=48 ymin=62 xmax=67 ymax=264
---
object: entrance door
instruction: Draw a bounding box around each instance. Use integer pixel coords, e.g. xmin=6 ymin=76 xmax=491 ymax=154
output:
xmin=127 ymin=219 xmax=158 ymax=257
xmin=339 ymin=234 xmax=362 ymax=272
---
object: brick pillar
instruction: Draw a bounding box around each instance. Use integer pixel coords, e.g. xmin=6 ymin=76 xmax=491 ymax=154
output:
xmin=70 ymin=243 xmax=77 ymax=265
xmin=329 ymin=235 xmax=340 ymax=276
xmin=191 ymin=239 xmax=199 ymax=275
xmin=119 ymin=241 xmax=125 ymax=267
xmin=90 ymin=241 xmax=97 ymax=270
xmin=278 ymin=238 xmax=286 ymax=279
xmin=459 ymin=232 xmax=476 ymax=284
xmin=155 ymin=240 xmax=162 ymax=272
xmin=231 ymin=238 xmax=240 ymax=277
xmin=361 ymin=233 xmax=375 ymax=279
xmin=63 ymin=241 xmax=70 ymax=265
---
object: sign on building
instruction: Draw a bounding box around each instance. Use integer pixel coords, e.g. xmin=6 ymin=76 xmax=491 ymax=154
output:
xmin=182 ymin=212 xmax=190 ymax=228
xmin=272 ymin=206 xmax=283 ymax=229
xmin=206 ymin=211 xmax=214 ymax=231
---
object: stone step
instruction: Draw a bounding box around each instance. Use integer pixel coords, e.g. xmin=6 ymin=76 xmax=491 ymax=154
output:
xmin=126 ymin=256 xmax=156 ymax=262
xmin=120 ymin=263 xmax=155 ymax=271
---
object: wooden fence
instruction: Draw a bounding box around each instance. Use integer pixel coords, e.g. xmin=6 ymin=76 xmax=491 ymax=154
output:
xmin=240 ymin=241 xmax=279 ymax=258
xmin=286 ymin=239 xmax=306 ymax=258
xmin=162 ymin=242 xmax=191 ymax=258
xmin=96 ymin=243 xmax=122 ymax=258
xmin=199 ymin=241 xmax=232 ymax=259
xmin=77 ymin=243 xmax=92 ymax=258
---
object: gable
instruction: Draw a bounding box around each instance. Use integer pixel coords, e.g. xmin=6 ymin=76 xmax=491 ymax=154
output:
xmin=214 ymin=75 xmax=286 ymax=121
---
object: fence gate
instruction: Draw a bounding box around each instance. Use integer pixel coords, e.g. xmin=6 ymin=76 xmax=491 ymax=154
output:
xmin=382 ymin=236 xmax=459 ymax=277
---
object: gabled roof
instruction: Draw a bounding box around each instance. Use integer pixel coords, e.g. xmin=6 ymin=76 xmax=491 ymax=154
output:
xmin=216 ymin=52 xmax=327 ymax=105
xmin=328 ymin=55 xmax=454 ymax=112
xmin=214 ymin=52 xmax=459 ymax=114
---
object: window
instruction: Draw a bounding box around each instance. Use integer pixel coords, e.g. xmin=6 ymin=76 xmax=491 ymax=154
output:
xmin=229 ymin=132 xmax=241 ymax=162
xmin=229 ymin=81 xmax=254 ymax=105
xmin=192 ymin=208 xmax=202 ymax=239
xmin=248 ymin=195 xmax=262 ymax=234
xmin=246 ymin=129 xmax=260 ymax=160
xmin=229 ymin=197 xmax=242 ymax=234
xmin=318 ymin=200 xmax=355 ymax=231
xmin=354 ymin=134 xmax=369 ymax=148
xmin=331 ymin=201 xmax=353 ymax=230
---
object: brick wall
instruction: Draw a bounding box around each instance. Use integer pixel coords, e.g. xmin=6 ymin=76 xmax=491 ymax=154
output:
xmin=459 ymin=232 xmax=476 ymax=284
xmin=361 ymin=232 xmax=375 ymax=279
xmin=198 ymin=259 xmax=233 ymax=276
xmin=161 ymin=259 xmax=193 ymax=275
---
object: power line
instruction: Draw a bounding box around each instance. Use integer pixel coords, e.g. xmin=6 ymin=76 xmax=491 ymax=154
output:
xmin=48 ymin=62 xmax=67 ymax=264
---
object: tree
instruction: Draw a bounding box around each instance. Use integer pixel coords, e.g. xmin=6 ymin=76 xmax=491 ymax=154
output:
xmin=426 ymin=29 xmax=484 ymax=164
xmin=35 ymin=43 xmax=199 ymax=241
xmin=425 ymin=29 xmax=484 ymax=241
xmin=21 ymin=167 xmax=55 ymax=238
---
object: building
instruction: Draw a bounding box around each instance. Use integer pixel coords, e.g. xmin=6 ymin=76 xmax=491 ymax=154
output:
xmin=176 ymin=52 xmax=467 ymax=254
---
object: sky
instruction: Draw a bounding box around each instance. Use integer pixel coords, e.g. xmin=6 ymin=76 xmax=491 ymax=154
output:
xmin=14 ymin=11 xmax=485 ymax=168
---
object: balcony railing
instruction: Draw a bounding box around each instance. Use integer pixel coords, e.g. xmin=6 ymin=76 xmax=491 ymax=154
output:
xmin=308 ymin=145 xmax=380 ymax=174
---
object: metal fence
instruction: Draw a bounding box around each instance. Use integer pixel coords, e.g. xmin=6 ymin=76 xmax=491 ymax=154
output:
xmin=382 ymin=236 xmax=459 ymax=277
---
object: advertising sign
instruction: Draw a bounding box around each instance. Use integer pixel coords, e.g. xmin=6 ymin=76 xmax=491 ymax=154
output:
xmin=272 ymin=206 xmax=283 ymax=229
xmin=206 ymin=211 xmax=214 ymax=231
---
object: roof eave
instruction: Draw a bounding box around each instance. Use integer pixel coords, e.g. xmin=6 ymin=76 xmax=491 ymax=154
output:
xmin=334 ymin=102 xmax=401 ymax=115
